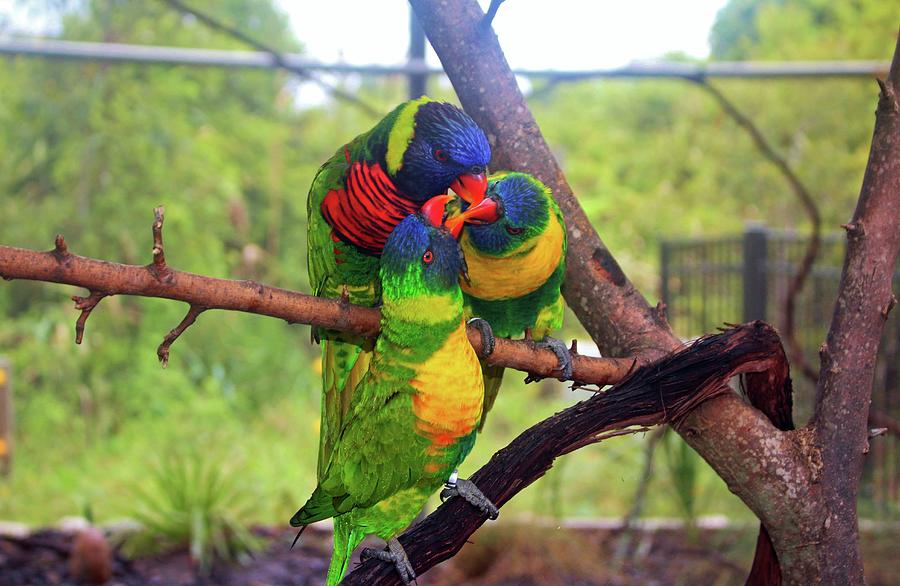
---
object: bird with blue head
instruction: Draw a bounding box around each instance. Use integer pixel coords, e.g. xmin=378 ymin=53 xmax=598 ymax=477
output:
xmin=307 ymin=97 xmax=500 ymax=489
xmin=294 ymin=195 xmax=498 ymax=586
xmin=457 ymin=171 xmax=570 ymax=429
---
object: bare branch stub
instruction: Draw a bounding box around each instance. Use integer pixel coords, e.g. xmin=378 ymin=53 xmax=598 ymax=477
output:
xmin=148 ymin=206 xmax=174 ymax=284
xmin=71 ymin=291 xmax=108 ymax=344
xmin=157 ymin=304 xmax=207 ymax=367
xmin=53 ymin=234 xmax=69 ymax=256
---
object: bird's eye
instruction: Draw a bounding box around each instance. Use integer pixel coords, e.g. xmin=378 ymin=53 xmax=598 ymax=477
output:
xmin=433 ymin=149 xmax=449 ymax=162
xmin=505 ymin=225 xmax=525 ymax=236
xmin=422 ymin=249 xmax=434 ymax=264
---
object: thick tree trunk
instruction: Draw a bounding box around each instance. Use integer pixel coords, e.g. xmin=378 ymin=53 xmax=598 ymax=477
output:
xmin=410 ymin=2 xmax=900 ymax=583
xmin=811 ymin=33 xmax=900 ymax=583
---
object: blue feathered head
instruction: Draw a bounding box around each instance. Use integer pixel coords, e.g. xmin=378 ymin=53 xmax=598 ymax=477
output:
xmin=392 ymin=100 xmax=491 ymax=204
xmin=463 ymin=172 xmax=552 ymax=255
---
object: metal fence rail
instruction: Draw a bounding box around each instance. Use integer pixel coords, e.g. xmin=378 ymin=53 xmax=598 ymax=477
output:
xmin=661 ymin=226 xmax=899 ymax=513
xmin=0 ymin=38 xmax=891 ymax=80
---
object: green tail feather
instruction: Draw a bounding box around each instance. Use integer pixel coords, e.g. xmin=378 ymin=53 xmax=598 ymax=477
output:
xmin=319 ymin=335 xmax=373 ymax=479
xmin=478 ymin=363 xmax=505 ymax=431
xmin=326 ymin=516 xmax=367 ymax=586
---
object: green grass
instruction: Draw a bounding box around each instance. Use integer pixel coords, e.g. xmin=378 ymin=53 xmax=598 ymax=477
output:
xmin=125 ymin=448 xmax=263 ymax=572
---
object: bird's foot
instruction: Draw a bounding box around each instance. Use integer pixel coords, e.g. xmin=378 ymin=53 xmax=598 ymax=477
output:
xmin=467 ymin=317 xmax=495 ymax=357
xmin=440 ymin=471 xmax=499 ymax=520
xmin=524 ymin=336 xmax=574 ymax=383
xmin=360 ymin=538 xmax=415 ymax=586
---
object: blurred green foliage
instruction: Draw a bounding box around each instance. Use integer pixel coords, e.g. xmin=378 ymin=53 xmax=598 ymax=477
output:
xmin=0 ymin=0 xmax=895 ymax=529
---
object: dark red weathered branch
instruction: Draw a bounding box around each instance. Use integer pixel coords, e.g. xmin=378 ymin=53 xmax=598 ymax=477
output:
xmin=345 ymin=322 xmax=791 ymax=584
xmin=0 ymin=231 xmax=632 ymax=387
xmin=811 ymin=32 xmax=900 ymax=583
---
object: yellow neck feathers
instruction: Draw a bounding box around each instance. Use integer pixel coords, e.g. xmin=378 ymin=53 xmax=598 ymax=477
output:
xmin=459 ymin=212 xmax=565 ymax=301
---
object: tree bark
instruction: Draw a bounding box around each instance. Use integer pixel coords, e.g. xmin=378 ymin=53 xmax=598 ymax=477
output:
xmin=410 ymin=0 xmax=822 ymax=581
xmin=408 ymin=2 xmax=900 ymax=583
xmin=811 ymin=32 xmax=900 ymax=583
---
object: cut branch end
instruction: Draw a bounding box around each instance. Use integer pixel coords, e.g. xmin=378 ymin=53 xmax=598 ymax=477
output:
xmin=53 ymin=234 xmax=69 ymax=256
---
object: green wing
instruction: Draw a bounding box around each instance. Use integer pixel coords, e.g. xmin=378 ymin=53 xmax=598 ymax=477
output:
xmin=291 ymin=376 xmax=427 ymax=526
xmin=306 ymin=144 xmax=381 ymax=479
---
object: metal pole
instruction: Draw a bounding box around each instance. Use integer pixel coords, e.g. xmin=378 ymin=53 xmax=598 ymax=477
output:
xmin=660 ymin=241 xmax=671 ymax=309
xmin=742 ymin=225 xmax=769 ymax=322
xmin=0 ymin=39 xmax=889 ymax=80
xmin=408 ymin=9 xmax=427 ymax=99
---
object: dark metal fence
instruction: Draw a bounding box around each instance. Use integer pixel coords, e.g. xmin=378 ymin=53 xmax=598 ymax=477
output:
xmin=661 ymin=226 xmax=899 ymax=513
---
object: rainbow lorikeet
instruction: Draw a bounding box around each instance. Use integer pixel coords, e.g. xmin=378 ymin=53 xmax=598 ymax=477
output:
xmin=458 ymin=172 xmax=570 ymax=429
xmin=292 ymin=198 xmax=498 ymax=586
xmin=306 ymin=97 xmax=498 ymax=479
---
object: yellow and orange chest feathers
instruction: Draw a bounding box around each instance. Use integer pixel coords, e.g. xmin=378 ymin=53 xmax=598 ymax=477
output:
xmin=410 ymin=319 xmax=483 ymax=461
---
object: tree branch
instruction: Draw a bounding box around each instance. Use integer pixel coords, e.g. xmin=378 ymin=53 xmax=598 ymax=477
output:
xmin=156 ymin=304 xmax=207 ymax=367
xmin=345 ymin=322 xmax=799 ymax=584
xmin=695 ymin=80 xmax=822 ymax=383
xmin=0 ymin=212 xmax=633 ymax=387
xmin=158 ymin=0 xmax=380 ymax=118
xmin=409 ymin=1 xmax=821 ymax=581
xmin=410 ymin=0 xmax=679 ymax=360
xmin=811 ymin=32 xmax=900 ymax=583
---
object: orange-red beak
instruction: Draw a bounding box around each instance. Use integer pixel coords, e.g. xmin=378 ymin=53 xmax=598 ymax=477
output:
xmin=450 ymin=172 xmax=488 ymax=205
xmin=445 ymin=196 xmax=501 ymax=239
xmin=420 ymin=194 xmax=455 ymax=227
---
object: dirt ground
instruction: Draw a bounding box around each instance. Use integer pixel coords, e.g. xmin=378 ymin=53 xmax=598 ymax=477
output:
xmin=1 ymin=522 xmax=897 ymax=585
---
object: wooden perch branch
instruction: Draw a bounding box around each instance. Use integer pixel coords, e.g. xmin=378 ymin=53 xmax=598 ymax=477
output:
xmin=345 ymin=322 xmax=789 ymax=584
xmin=0 ymin=209 xmax=633 ymax=387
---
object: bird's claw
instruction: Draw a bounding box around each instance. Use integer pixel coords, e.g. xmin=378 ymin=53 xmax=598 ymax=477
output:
xmin=467 ymin=317 xmax=495 ymax=357
xmin=524 ymin=336 xmax=574 ymax=384
xmin=440 ymin=476 xmax=499 ymax=520
xmin=540 ymin=336 xmax=574 ymax=380
xmin=361 ymin=538 xmax=416 ymax=586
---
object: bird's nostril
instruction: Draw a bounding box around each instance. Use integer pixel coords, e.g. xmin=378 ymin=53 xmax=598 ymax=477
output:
xmin=470 ymin=165 xmax=485 ymax=175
